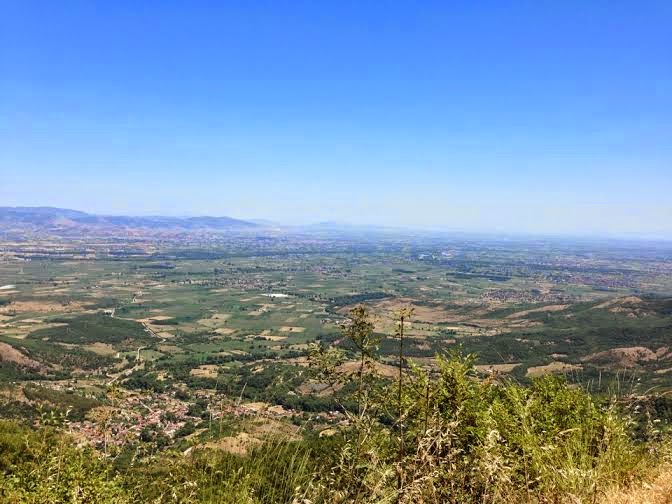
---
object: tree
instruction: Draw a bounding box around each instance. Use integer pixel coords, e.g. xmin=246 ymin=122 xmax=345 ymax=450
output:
xmin=343 ymin=305 xmax=379 ymax=417
xmin=394 ymin=305 xmax=414 ymax=497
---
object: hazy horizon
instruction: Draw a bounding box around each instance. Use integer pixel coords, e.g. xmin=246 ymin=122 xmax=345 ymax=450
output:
xmin=2 ymin=2 xmax=671 ymax=237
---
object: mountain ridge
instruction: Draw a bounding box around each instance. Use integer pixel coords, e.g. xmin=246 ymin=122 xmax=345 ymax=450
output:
xmin=0 ymin=206 xmax=258 ymax=232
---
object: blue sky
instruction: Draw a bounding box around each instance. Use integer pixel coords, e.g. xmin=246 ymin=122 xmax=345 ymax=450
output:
xmin=1 ymin=1 xmax=671 ymax=236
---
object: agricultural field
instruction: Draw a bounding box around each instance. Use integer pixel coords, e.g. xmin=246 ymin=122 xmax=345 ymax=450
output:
xmin=1 ymin=232 xmax=672 ymax=456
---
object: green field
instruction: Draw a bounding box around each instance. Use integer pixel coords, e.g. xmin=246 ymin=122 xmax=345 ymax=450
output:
xmin=0 ymin=236 xmax=671 ymax=456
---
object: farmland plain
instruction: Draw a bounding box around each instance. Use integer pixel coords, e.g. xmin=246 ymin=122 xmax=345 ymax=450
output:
xmin=1 ymin=230 xmax=672 ymax=455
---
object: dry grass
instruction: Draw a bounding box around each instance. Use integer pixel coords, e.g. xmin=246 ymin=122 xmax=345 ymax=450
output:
xmin=336 ymin=360 xmax=398 ymax=378
xmin=0 ymin=342 xmax=41 ymax=369
xmin=83 ymin=342 xmax=116 ymax=356
xmin=593 ymin=296 xmax=643 ymax=310
xmin=506 ymin=304 xmax=569 ymax=319
xmin=204 ymin=432 xmax=262 ymax=455
xmin=581 ymin=346 xmax=669 ymax=368
xmin=189 ymin=364 xmax=219 ymax=378
xmin=526 ymin=360 xmax=582 ymax=377
xmin=370 ymin=298 xmax=465 ymax=324
xmin=475 ymin=362 xmax=521 ymax=374
xmin=213 ymin=327 xmax=236 ymax=335
xmin=602 ymin=466 xmax=672 ymax=504
xmin=0 ymin=300 xmax=85 ymax=314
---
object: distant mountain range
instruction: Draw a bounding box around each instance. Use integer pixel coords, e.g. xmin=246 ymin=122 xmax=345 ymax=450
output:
xmin=5 ymin=207 xmax=667 ymax=242
xmin=0 ymin=207 xmax=258 ymax=234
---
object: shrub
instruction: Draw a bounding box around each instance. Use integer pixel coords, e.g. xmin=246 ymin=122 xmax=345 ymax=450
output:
xmin=302 ymin=352 xmax=650 ymax=504
xmin=0 ymin=421 xmax=130 ymax=503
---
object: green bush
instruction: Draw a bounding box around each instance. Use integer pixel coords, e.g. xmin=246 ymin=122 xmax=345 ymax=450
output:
xmin=0 ymin=421 xmax=130 ymax=503
xmin=302 ymin=352 xmax=650 ymax=503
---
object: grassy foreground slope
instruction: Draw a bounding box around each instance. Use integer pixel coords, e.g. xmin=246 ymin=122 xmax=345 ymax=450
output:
xmin=0 ymin=351 xmax=671 ymax=503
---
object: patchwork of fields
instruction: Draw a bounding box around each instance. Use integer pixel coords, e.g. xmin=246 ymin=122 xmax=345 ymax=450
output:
xmin=1 ymin=234 xmax=672 ymax=453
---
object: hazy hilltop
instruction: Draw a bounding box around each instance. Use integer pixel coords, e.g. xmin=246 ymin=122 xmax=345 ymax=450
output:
xmin=0 ymin=207 xmax=258 ymax=234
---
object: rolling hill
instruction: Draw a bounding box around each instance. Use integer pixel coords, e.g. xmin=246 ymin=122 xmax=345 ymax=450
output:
xmin=0 ymin=206 xmax=258 ymax=234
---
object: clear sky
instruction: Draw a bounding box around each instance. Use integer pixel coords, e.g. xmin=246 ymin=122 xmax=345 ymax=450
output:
xmin=2 ymin=1 xmax=671 ymax=236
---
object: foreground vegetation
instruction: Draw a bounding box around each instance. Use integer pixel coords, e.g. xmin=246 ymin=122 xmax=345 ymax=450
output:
xmin=1 ymin=347 xmax=670 ymax=502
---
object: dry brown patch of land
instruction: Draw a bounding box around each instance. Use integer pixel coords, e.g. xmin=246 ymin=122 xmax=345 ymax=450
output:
xmin=505 ymin=304 xmax=568 ymax=319
xmin=475 ymin=363 xmax=521 ymax=374
xmin=204 ymin=432 xmax=262 ymax=455
xmin=593 ymin=296 xmax=655 ymax=318
xmin=593 ymin=296 xmax=642 ymax=310
xmin=526 ymin=361 xmax=582 ymax=378
xmin=369 ymin=298 xmax=467 ymax=324
xmin=506 ymin=319 xmax=543 ymax=329
xmin=602 ymin=466 xmax=672 ymax=504
xmin=0 ymin=342 xmax=41 ymax=369
xmin=189 ymin=365 xmax=219 ymax=378
xmin=241 ymin=402 xmax=270 ymax=413
xmin=0 ymin=385 xmax=28 ymax=403
xmin=581 ymin=346 xmax=669 ymax=368
xmin=249 ymin=417 xmax=300 ymax=440
xmin=0 ymin=300 xmax=84 ymax=314
xmin=84 ymin=343 xmax=116 ymax=356
xmin=297 ymin=381 xmax=341 ymax=397
xmin=213 ymin=327 xmax=236 ymax=336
